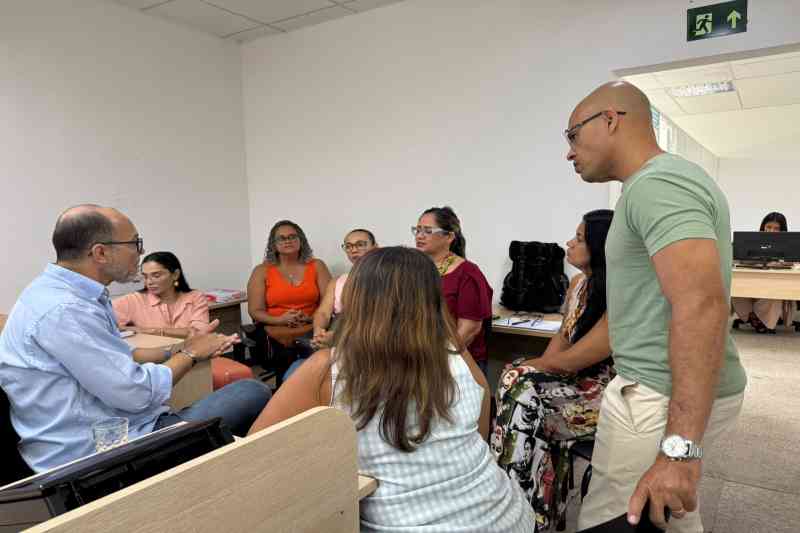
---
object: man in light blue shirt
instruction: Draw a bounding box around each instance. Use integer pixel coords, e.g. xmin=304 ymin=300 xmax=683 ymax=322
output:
xmin=0 ymin=205 xmax=271 ymax=472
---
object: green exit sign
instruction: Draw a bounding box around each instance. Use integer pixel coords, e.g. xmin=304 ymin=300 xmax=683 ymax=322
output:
xmin=688 ymin=0 xmax=747 ymax=41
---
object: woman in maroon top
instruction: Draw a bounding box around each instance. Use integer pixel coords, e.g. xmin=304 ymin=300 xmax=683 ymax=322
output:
xmin=413 ymin=206 xmax=493 ymax=375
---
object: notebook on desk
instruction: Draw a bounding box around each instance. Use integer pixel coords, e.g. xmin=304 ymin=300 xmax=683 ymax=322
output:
xmin=492 ymin=317 xmax=562 ymax=332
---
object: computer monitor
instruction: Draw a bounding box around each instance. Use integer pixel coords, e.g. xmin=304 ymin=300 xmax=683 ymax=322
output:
xmin=733 ymin=231 xmax=800 ymax=264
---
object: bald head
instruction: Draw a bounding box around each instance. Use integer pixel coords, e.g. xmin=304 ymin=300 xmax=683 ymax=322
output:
xmin=566 ymin=81 xmax=663 ymax=183
xmin=573 ymin=81 xmax=652 ymax=124
xmin=52 ymin=204 xmax=128 ymax=262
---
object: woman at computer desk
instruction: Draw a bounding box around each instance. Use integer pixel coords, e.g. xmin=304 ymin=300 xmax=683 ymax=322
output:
xmin=492 ymin=209 xmax=615 ymax=532
xmin=113 ymin=251 xmax=254 ymax=390
xmin=732 ymin=212 xmax=798 ymax=334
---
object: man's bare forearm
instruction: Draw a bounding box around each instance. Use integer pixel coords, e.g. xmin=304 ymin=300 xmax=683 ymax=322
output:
xmin=666 ymin=296 xmax=728 ymax=442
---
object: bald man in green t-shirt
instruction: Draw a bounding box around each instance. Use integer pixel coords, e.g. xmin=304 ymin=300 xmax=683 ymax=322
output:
xmin=564 ymin=82 xmax=746 ymax=533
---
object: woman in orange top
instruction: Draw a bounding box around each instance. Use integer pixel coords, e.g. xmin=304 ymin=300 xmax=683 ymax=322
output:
xmin=247 ymin=221 xmax=331 ymax=380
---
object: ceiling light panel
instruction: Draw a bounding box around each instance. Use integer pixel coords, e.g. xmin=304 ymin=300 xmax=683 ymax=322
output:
xmin=671 ymin=91 xmax=741 ymax=114
xmin=654 ymin=65 xmax=734 ymax=87
xmin=667 ymin=81 xmax=735 ymax=98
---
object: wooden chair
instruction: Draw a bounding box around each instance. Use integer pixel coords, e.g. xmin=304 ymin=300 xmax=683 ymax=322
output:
xmin=25 ymin=407 xmax=373 ymax=533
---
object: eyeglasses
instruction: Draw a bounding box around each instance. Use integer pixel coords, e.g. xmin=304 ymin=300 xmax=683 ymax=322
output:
xmin=275 ymin=234 xmax=299 ymax=244
xmin=411 ymin=226 xmax=450 ymax=237
xmin=96 ymin=238 xmax=144 ymax=254
xmin=564 ymin=110 xmax=626 ymax=146
xmin=342 ymin=240 xmax=370 ymax=251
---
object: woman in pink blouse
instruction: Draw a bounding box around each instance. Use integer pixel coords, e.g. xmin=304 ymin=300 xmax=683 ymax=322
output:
xmin=113 ymin=251 xmax=253 ymax=389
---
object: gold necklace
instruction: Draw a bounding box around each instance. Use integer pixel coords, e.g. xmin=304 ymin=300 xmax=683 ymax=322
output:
xmin=437 ymin=253 xmax=457 ymax=276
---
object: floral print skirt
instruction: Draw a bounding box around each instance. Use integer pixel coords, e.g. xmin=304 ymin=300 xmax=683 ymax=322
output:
xmin=491 ymin=360 xmax=615 ymax=531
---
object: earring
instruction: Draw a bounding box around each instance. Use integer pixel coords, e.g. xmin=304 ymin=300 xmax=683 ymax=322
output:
xmin=174 ymin=281 xmax=179 ymax=287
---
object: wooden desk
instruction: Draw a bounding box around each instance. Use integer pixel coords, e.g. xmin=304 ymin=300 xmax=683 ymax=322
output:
xmin=491 ymin=306 xmax=563 ymax=339
xmin=208 ymin=297 xmax=246 ymax=336
xmin=731 ymin=267 xmax=800 ymax=300
xmin=125 ymin=333 xmax=213 ymax=410
xmin=489 ymin=307 xmax=563 ymax=369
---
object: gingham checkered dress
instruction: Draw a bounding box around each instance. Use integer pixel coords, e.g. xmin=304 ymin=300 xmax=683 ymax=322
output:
xmin=331 ymin=353 xmax=535 ymax=532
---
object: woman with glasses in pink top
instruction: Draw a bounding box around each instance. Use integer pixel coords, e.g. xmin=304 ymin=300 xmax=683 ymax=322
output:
xmin=113 ymin=251 xmax=254 ymax=390
xmin=311 ymin=228 xmax=378 ymax=349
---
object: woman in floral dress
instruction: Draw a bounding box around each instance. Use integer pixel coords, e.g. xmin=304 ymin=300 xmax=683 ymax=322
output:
xmin=492 ymin=209 xmax=615 ymax=531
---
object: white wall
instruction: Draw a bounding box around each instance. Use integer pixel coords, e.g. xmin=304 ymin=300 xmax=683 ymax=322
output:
xmin=0 ymin=0 xmax=250 ymax=311
xmin=242 ymin=0 xmax=800 ymax=294
xmin=718 ymin=158 xmax=800 ymax=232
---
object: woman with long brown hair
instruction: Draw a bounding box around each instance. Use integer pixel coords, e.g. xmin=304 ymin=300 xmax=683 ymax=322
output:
xmin=248 ymin=246 xmax=532 ymax=531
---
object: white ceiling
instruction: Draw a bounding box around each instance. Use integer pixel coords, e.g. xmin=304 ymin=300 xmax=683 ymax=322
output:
xmin=623 ymin=49 xmax=800 ymax=159
xmin=111 ymin=0 xmax=406 ymax=42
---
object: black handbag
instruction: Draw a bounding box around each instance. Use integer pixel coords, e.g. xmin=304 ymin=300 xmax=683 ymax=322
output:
xmin=500 ymin=241 xmax=569 ymax=313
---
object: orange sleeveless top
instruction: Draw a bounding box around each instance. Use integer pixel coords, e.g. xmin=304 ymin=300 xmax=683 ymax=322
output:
xmin=265 ymin=261 xmax=320 ymax=318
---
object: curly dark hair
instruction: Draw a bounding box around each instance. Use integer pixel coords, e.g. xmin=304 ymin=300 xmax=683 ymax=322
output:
xmin=263 ymin=220 xmax=313 ymax=264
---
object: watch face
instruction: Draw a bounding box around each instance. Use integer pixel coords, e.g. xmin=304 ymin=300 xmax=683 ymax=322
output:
xmin=662 ymin=435 xmax=688 ymax=458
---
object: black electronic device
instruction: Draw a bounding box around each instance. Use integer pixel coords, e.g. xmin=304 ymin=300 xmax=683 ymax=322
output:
xmin=0 ymin=418 xmax=233 ymax=532
xmin=733 ymin=231 xmax=800 ymax=265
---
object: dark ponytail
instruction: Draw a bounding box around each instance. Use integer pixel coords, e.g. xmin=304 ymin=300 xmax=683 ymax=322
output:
xmin=422 ymin=206 xmax=466 ymax=258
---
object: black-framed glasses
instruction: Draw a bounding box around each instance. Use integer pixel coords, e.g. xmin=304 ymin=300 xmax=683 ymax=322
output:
xmin=564 ymin=110 xmax=626 ymax=146
xmin=96 ymin=238 xmax=144 ymax=254
xmin=342 ymin=240 xmax=370 ymax=251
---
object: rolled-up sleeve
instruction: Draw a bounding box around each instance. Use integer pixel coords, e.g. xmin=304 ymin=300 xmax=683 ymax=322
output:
xmin=35 ymin=304 xmax=172 ymax=413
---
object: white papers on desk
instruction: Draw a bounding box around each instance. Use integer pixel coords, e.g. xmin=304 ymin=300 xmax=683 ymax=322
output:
xmin=492 ymin=317 xmax=562 ymax=332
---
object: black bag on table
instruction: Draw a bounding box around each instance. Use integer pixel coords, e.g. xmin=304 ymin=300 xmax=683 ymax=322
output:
xmin=500 ymin=241 xmax=569 ymax=313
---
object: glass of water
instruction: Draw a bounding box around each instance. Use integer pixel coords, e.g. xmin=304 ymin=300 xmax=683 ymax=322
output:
xmin=92 ymin=417 xmax=129 ymax=452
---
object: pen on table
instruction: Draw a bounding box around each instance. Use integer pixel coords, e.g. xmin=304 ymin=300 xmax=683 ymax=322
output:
xmin=511 ymin=319 xmax=530 ymax=326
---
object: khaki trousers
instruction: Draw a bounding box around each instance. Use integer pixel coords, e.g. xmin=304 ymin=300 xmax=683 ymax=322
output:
xmin=578 ymin=375 xmax=744 ymax=532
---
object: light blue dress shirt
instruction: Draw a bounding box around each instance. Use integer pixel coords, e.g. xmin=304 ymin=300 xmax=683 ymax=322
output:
xmin=0 ymin=264 xmax=173 ymax=472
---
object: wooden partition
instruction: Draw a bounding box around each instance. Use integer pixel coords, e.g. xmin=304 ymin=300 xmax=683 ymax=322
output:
xmin=25 ymin=407 xmax=361 ymax=533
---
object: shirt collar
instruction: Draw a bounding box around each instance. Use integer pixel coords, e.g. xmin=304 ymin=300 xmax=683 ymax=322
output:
xmin=45 ymin=263 xmax=109 ymax=302
xmin=146 ymin=290 xmax=190 ymax=312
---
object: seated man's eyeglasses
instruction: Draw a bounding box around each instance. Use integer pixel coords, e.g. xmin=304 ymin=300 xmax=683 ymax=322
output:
xmin=564 ymin=110 xmax=626 ymax=146
xmin=342 ymin=240 xmax=370 ymax=251
xmin=411 ymin=226 xmax=450 ymax=237
xmin=95 ymin=238 xmax=144 ymax=254
xmin=275 ymin=234 xmax=299 ymax=244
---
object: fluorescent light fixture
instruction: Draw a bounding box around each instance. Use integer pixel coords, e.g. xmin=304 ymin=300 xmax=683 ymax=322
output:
xmin=667 ymin=81 xmax=735 ymax=98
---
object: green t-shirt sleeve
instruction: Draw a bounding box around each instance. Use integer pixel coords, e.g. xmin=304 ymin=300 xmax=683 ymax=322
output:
xmin=625 ymin=174 xmax=717 ymax=257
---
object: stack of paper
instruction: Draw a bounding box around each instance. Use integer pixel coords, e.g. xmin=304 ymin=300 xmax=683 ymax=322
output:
xmin=204 ymin=289 xmax=245 ymax=303
xmin=492 ymin=317 xmax=562 ymax=332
